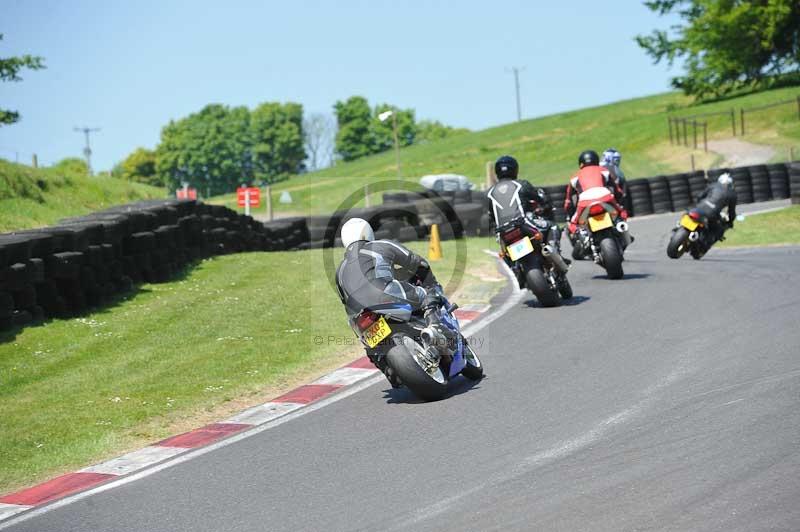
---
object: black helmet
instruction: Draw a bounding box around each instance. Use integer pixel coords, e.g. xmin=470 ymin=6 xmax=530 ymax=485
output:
xmin=578 ymin=150 xmax=600 ymax=167
xmin=495 ymin=155 xmax=519 ymax=179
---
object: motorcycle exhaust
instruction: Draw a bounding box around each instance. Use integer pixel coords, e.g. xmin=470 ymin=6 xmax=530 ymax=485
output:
xmin=688 ymin=231 xmax=700 ymax=242
xmin=542 ymin=245 xmax=569 ymax=274
xmin=616 ymin=221 xmax=629 ymax=233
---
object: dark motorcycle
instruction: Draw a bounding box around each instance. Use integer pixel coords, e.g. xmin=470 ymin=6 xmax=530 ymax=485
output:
xmin=497 ymin=217 xmax=572 ymax=307
xmin=350 ymin=297 xmax=483 ymax=402
xmin=667 ymin=209 xmax=728 ymax=260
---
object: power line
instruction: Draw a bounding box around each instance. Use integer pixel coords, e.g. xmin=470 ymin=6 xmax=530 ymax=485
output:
xmin=505 ymin=66 xmax=525 ymax=122
xmin=73 ymin=126 xmax=101 ymax=175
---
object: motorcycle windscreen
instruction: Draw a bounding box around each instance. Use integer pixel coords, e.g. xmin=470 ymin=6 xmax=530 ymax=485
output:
xmin=588 ymin=213 xmax=613 ymax=232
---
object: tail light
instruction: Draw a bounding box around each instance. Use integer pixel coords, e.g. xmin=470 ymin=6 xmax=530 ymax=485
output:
xmin=501 ymin=227 xmax=522 ymax=244
xmin=589 ymin=204 xmax=606 ymax=216
xmin=355 ymin=311 xmax=378 ymax=331
xmin=689 ymin=210 xmax=701 ymax=221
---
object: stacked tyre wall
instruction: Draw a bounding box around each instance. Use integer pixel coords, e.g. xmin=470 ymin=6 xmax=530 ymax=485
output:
xmin=540 ymin=162 xmax=797 ymax=220
xmin=0 ymin=200 xmax=270 ymax=332
xmin=264 ymin=188 xmax=494 ymax=251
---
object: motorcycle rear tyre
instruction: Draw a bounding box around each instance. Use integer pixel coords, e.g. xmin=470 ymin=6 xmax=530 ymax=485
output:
xmin=667 ymin=227 xmax=690 ymax=259
xmin=600 ymin=237 xmax=624 ymax=279
xmin=526 ymin=268 xmax=561 ymax=307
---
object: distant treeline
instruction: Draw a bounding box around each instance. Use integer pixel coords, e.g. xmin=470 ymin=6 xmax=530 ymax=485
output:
xmin=116 ymin=97 xmax=467 ymax=195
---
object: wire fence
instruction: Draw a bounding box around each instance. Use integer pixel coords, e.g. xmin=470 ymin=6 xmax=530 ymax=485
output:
xmin=668 ymin=95 xmax=800 ymax=146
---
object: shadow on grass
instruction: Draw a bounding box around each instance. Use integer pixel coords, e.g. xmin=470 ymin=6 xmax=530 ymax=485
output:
xmin=382 ymin=374 xmax=485 ymax=405
xmin=0 ymin=259 xmax=206 ymax=344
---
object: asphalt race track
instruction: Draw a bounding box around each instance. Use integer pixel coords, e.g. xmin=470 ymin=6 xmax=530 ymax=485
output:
xmin=5 ymin=200 xmax=799 ymax=532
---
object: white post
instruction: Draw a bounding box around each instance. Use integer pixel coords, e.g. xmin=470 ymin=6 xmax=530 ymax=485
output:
xmin=244 ymin=188 xmax=251 ymax=216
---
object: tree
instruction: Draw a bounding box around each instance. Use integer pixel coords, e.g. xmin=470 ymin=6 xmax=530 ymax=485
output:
xmin=334 ymin=96 xmax=373 ymax=162
xmin=0 ymin=33 xmax=45 ymax=126
xmin=303 ymin=112 xmax=336 ymax=170
xmin=119 ymin=147 xmax=160 ymax=186
xmin=155 ymin=104 xmax=252 ymax=195
xmin=371 ymin=103 xmax=415 ymax=152
xmin=333 ymin=97 xmax=422 ymax=162
xmin=154 ymin=102 xmax=305 ymax=194
xmin=250 ymin=102 xmax=305 ymax=180
xmin=637 ymin=0 xmax=800 ymax=98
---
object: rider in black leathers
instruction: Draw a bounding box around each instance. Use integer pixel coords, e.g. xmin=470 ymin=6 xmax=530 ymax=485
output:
xmin=486 ymin=155 xmax=566 ymax=260
xmin=335 ymin=218 xmax=454 ymax=386
xmin=695 ymin=173 xmax=738 ymax=245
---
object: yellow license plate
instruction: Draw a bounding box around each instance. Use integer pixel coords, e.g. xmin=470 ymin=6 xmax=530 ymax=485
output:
xmin=588 ymin=212 xmax=613 ymax=232
xmin=680 ymin=214 xmax=700 ymax=231
xmin=507 ymin=236 xmax=534 ymax=261
xmin=364 ymin=317 xmax=391 ymax=348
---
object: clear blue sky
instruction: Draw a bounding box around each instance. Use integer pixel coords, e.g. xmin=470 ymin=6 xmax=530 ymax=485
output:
xmin=1 ymin=0 xmax=679 ymax=171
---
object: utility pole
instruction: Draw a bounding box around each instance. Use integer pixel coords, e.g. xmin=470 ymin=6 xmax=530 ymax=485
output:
xmin=506 ymin=66 xmax=525 ymax=122
xmin=73 ymin=126 xmax=101 ymax=176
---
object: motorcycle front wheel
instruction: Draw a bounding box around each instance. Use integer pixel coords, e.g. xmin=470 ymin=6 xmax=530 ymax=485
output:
xmin=386 ymin=334 xmax=448 ymax=401
xmin=460 ymin=338 xmax=484 ymax=381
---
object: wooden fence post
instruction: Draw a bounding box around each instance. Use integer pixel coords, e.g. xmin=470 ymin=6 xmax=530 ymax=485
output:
xmin=740 ymin=108 xmax=745 ymax=135
xmin=683 ymin=119 xmax=688 ymax=147
xmin=692 ymin=120 xmax=698 ymax=149
xmin=796 ymin=96 xmax=800 ymax=121
xmin=730 ymin=108 xmax=736 ymax=136
xmin=691 ymin=153 xmax=695 ymax=172
xmin=668 ymin=117 xmax=673 ymax=144
xmin=703 ymin=122 xmax=708 ymax=152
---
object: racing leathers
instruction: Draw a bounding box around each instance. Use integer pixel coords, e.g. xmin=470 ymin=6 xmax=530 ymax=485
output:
xmin=563 ymin=165 xmax=627 ymax=235
xmin=335 ymin=239 xmax=452 ymax=386
xmin=694 ymin=182 xmax=737 ymax=244
xmin=486 ymin=178 xmax=563 ymax=255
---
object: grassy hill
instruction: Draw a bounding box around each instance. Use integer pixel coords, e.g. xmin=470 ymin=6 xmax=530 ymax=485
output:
xmin=0 ymin=159 xmax=165 ymax=232
xmin=210 ymin=86 xmax=800 ymax=217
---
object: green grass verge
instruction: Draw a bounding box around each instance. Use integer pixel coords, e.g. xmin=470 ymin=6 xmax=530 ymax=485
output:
xmin=718 ymin=205 xmax=800 ymax=247
xmin=0 ymin=159 xmax=165 ymax=232
xmin=209 ymin=86 xmax=800 ymax=217
xmin=0 ymin=236 xmax=503 ymax=493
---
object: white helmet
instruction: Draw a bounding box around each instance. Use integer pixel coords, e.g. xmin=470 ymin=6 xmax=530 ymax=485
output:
xmin=717 ymin=173 xmax=733 ymax=187
xmin=341 ymin=217 xmax=374 ymax=247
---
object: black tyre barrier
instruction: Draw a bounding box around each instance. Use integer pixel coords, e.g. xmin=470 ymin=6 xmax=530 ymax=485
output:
xmin=729 ymin=167 xmax=754 ymax=204
xmin=789 ymin=163 xmax=800 ymax=203
xmin=767 ymin=164 xmax=790 ymax=199
xmin=687 ymin=170 xmax=708 ymax=202
xmin=649 ymin=176 xmax=673 ymax=214
xmin=747 ymin=165 xmax=771 ymax=202
xmin=628 ymin=178 xmax=653 ymax=216
xmin=666 ymin=173 xmax=692 ymax=212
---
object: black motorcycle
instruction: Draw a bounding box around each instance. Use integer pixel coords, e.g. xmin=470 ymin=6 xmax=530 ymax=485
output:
xmin=667 ymin=208 xmax=728 ymax=260
xmin=497 ymin=217 xmax=572 ymax=307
